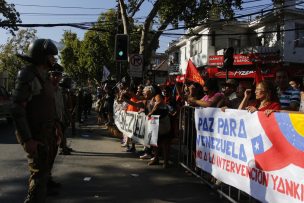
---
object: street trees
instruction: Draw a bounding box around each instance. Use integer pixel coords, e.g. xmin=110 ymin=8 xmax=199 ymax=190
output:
xmin=0 ymin=29 xmax=37 ymax=89
xmin=78 ymin=10 xmax=118 ymax=83
xmin=60 ymin=31 xmax=82 ymax=83
xmin=0 ymin=0 xmax=21 ymax=34
xmin=117 ymin=0 xmax=244 ymax=70
xmin=117 ymin=0 xmax=284 ymax=71
xmin=60 ymin=9 xmax=141 ymax=85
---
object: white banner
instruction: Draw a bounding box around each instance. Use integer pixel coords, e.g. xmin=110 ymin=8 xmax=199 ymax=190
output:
xmin=114 ymin=109 xmax=159 ymax=146
xmin=195 ymin=108 xmax=304 ymax=203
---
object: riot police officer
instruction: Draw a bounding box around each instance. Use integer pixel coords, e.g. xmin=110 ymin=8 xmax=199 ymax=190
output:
xmin=11 ymin=39 xmax=58 ymax=203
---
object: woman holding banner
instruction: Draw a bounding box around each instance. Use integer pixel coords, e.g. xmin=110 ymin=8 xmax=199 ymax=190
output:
xmin=122 ymin=85 xmax=171 ymax=168
xmin=238 ymin=80 xmax=281 ymax=116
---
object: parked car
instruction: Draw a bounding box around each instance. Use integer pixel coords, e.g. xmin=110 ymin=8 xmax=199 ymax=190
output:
xmin=0 ymin=86 xmax=12 ymax=122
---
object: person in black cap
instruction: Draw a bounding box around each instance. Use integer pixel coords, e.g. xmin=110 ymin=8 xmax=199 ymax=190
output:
xmin=11 ymin=39 xmax=59 ymax=203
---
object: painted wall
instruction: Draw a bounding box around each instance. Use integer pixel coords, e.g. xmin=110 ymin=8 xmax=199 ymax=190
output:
xmin=179 ymin=26 xmax=250 ymax=74
xmin=167 ymin=9 xmax=304 ymax=75
xmin=252 ymin=12 xmax=304 ymax=63
xmin=283 ymin=14 xmax=304 ymax=63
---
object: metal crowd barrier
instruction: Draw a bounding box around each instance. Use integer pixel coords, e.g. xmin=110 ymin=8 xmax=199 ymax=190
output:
xmin=178 ymin=106 xmax=257 ymax=203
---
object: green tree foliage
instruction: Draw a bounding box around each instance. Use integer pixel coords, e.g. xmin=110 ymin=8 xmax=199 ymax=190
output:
xmin=0 ymin=0 xmax=21 ymax=34
xmin=0 ymin=29 xmax=37 ymax=87
xmin=60 ymin=31 xmax=82 ymax=83
xmin=78 ymin=10 xmax=118 ymax=83
xmin=120 ymin=0 xmax=290 ymax=69
xmin=120 ymin=0 xmax=244 ymax=67
xmin=60 ymin=9 xmax=141 ymax=84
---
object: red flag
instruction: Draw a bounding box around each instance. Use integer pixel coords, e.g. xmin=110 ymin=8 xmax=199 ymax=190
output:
xmin=185 ymin=59 xmax=205 ymax=86
xmin=255 ymin=64 xmax=263 ymax=84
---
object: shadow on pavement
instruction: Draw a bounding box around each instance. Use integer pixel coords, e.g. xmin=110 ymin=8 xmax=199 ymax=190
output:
xmin=69 ymin=150 xmax=136 ymax=158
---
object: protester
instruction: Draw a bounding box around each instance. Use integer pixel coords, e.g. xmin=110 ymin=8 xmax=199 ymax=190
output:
xmin=103 ymin=83 xmax=115 ymax=126
xmin=96 ymin=94 xmax=104 ymax=125
xmin=289 ymin=78 xmax=301 ymax=91
xmin=217 ymin=79 xmax=238 ymax=108
xmin=83 ymin=88 xmax=93 ymax=120
xmin=186 ymin=82 xmax=204 ymax=102
xmin=162 ymin=85 xmax=179 ymax=133
xmin=220 ymin=81 xmax=251 ymax=110
xmin=122 ymin=85 xmax=171 ymax=168
xmin=238 ymin=80 xmax=281 ymax=116
xmin=275 ymin=69 xmax=300 ymax=111
xmin=289 ymin=78 xmax=304 ymax=113
xmin=123 ymin=84 xmax=144 ymax=153
xmin=187 ymin=78 xmax=223 ymax=107
xmin=11 ymin=39 xmax=59 ymax=203
xmin=76 ymin=87 xmax=84 ymax=124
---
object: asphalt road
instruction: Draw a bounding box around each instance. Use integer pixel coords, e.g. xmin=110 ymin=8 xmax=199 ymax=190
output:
xmin=0 ymin=116 xmax=228 ymax=203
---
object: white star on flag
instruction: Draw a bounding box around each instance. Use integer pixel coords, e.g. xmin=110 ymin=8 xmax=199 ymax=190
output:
xmin=255 ymin=142 xmax=260 ymax=151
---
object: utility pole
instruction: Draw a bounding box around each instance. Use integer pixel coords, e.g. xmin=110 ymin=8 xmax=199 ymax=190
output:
xmin=116 ymin=0 xmax=120 ymax=81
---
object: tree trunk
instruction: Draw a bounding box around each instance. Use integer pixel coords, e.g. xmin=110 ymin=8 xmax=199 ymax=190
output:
xmin=139 ymin=0 xmax=162 ymax=69
xmin=143 ymin=13 xmax=175 ymax=69
xmin=118 ymin=0 xmax=129 ymax=34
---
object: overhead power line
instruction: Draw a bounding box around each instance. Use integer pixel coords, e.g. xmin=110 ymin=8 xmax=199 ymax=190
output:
xmin=5 ymin=1 xmax=304 ymax=37
xmin=20 ymin=12 xmax=103 ymax=16
xmin=164 ymin=0 xmax=304 ymax=31
xmin=14 ymin=3 xmax=112 ymax=10
xmin=161 ymin=27 xmax=304 ymax=37
xmin=6 ymin=19 xmax=304 ymax=38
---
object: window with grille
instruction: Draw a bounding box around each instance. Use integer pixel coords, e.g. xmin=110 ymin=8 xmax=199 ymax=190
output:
xmin=228 ymin=38 xmax=241 ymax=48
xmin=295 ymin=23 xmax=304 ymax=47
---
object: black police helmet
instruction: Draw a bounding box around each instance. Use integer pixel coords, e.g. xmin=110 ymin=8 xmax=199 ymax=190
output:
xmin=28 ymin=39 xmax=58 ymax=64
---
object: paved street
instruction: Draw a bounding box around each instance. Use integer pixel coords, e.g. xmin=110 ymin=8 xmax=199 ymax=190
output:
xmin=0 ymin=115 xmax=227 ymax=203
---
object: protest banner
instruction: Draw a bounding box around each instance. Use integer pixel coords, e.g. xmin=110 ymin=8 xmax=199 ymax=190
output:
xmin=195 ymin=108 xmax=304 ymax=203
xmin=114 ymin=109 xmax=159 ymax=146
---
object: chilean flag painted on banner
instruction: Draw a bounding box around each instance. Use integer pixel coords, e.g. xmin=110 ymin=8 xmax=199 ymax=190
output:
xmin=253 ymin=112 xmax=304 ymax=171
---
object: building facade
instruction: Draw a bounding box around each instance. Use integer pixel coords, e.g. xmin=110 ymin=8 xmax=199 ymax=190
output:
xmin=166 ymin=0 xmax=304 ymax=79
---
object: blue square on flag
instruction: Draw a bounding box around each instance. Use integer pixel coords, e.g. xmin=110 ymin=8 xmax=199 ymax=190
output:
xmin=251 ymin=135 xmax=265 ymax=155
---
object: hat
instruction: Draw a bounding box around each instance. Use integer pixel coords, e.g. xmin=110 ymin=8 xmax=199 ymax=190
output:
xmin=225 ymin=79 xmax=238 ymax=87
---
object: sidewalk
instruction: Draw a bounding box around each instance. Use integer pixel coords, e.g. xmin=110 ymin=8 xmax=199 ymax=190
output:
xmin=47 ymin=112 xmax=227 ymax=203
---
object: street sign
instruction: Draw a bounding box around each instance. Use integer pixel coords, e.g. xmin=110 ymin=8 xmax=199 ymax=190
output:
xmin=129 ymin=54 xmax=143 ymax=77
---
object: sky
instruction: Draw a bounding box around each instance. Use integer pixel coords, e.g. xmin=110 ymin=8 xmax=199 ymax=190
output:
xmin=0 ymin=0 xmax=289 ymax=53
xmin=0 ymin=0 xmax=179 ymax=53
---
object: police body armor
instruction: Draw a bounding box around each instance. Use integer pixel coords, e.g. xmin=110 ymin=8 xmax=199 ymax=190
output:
xmin=12 ymin=65 xmax=56 ymax=144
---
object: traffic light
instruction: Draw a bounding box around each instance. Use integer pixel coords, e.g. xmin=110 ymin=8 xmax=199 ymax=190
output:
xmin=115 ymin=34 xmax=129 ymax=61
xmin=223 ymin=47 xmax=234 ymax=70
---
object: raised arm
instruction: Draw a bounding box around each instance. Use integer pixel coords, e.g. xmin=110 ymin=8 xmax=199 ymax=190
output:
xmin=238 ymin=89 xmax=252 ymax=110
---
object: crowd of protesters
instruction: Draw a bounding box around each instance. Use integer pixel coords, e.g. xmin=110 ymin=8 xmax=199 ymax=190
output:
xmin=40 ymin=66 xmax=304 ymax=168
xmin=11 ymin=40 xmax=303 ymax=203
xmin=90 ymin=68 xmax=303 ymax=169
